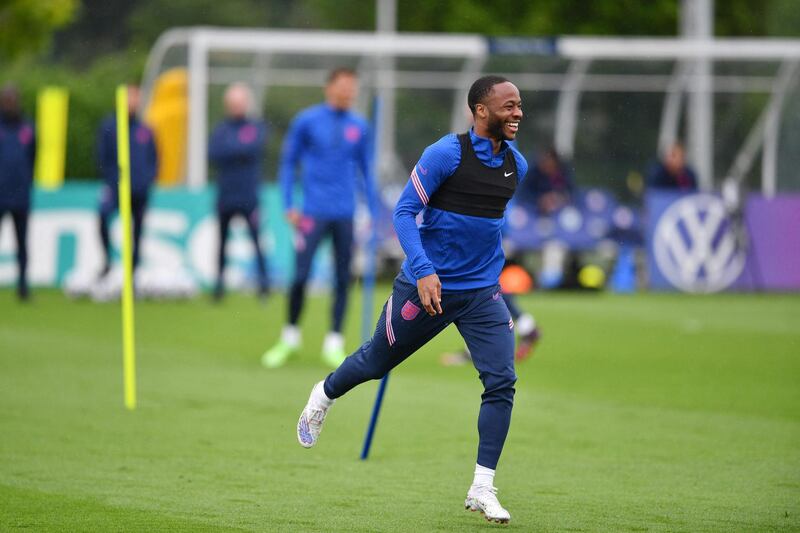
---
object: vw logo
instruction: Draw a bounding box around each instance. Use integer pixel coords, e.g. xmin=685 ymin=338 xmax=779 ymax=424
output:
xmin=653 ymin=194 xmax=746 ymax=293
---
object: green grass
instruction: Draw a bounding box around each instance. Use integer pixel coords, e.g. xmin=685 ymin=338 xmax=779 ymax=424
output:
xmin=1 ymin=287 xmax=799 ymax=532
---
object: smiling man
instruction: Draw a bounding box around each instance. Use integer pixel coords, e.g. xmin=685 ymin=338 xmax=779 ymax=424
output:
xmin=295 ymin=76 xmax=527 ymax=524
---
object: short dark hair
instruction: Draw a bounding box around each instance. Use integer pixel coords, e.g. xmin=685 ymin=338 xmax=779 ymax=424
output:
xmin=468 ymin=75 xmax=509 ymax=115
xmin=327 ymin=67 xmax=357 ymax=84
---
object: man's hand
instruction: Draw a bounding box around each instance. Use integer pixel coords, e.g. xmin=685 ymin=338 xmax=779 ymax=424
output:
xmin=417 ymin=273 xmax=442 ymax=316
xmin=285 ymin=209 xmax=301 ymax=227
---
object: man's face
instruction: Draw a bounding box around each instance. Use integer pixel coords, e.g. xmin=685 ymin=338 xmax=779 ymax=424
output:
xmin=477 ymin=81 xmax=523 ymax=142
xmin=0 ymin=87 xmax=20 ymax=117
xmin=666 ymin=145 xmax=685 ymax=174
xmin=325 ymin=74 xmax=358 ymax=110
xmin=224 ymin=84 xmax=251 ymax=118
xmin=127 ymin=86 xmax=141 ymax=115
xmin=541 ymin=153 xmax=558 ymax=176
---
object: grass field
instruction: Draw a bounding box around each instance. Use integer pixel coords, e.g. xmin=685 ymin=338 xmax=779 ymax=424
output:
xmin=1 ymin=286 xmax=798 ymax=532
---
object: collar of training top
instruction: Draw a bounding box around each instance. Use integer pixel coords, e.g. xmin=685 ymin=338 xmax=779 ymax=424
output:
xmin=469 ymin=127 xmax=510 ymax=159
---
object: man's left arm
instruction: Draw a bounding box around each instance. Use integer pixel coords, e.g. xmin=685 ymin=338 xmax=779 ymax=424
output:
xmin=27 ymin=123 xmax=37 ymax=176
xmin=146 ymin=127 xmax=158 ymax=187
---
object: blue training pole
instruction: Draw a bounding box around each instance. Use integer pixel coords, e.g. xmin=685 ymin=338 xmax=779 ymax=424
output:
xmin=360 ymin=94 xmax=386 ymax=460
xmin=360 ymin=373 xmax=389 ymax=460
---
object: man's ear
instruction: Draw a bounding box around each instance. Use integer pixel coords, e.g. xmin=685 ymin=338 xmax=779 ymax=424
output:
xmin=475 ymin=103 xmax=487 ymax=120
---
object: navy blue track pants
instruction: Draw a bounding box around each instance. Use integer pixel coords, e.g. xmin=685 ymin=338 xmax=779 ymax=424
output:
xmin=324 ymin=273 xmax=517 ymax=470
xmin=289 ymin=217 xmax=353 ymax=333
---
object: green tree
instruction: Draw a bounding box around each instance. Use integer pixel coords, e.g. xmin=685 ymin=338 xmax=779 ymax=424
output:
xmin=0 ymin=0 xmax=77 ymax=61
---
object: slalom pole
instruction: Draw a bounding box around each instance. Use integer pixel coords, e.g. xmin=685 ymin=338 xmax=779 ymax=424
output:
xmin=360 ymin=92 xmax=387 ymax=460
xmin=360 ymin=373 xmax=389 ymax=460
xmin=116 ymin=85 xmax=137 ymax=411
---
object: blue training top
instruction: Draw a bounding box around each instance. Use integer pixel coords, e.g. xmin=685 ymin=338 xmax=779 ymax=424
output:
xmin=394 ymin=129 xmax=528 ymax=291
xmin=209 ymin=117 xmax=267 ymax=212
xmin=97 ymin=115 xmax=158 ymax=198
xmin=279 ymin=103 xmax=377 ymax=220
xmin=0 ymin=116 xmax=35 ymax=210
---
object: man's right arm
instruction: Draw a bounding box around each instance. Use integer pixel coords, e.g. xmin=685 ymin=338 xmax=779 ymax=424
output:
xmin=278 ymin=114 xmax=306 ymax=218
xmin=392 ymin=134 xmax=459 ymax=315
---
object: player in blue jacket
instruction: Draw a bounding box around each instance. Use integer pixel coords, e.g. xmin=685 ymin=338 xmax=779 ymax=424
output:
xmin=295 ymin=76 xmax=526 ymax=524
xmin=647 ymin=142 xmax=698 ymax=191
xmin=262 ymin=68 xmax=377 ymax=369
xmin=96 ymin=85 xmax=158 ymax=275
xmin=0 ymin=84 xmax=35 ymax=300
xmin=209 ymin=83 xmax=269 ymax=300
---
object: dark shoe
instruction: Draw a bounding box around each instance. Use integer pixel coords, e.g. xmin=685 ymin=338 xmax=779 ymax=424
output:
xmin=257 ymin=281 xmax=270 ymax=300
xmin=515 ymin=327 xmax=540 ymax=362
xmin=17 ymin=283 xmax=30 ymax=302
xmin=212 ymin=281 xmax=225 ymax=302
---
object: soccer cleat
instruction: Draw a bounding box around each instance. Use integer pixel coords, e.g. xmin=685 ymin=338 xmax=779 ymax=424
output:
xmin=514 ymin=327 xmax=541 ymax=362
xmin=297 ymin=381 xmax=333 ymax=448
xmin=261 ymin=340 xmax=297 ymax=369
xmin=321 ymin=345 xmax=347 ymax=368
xmin=465 ymin=485 xmax=511 ymax=524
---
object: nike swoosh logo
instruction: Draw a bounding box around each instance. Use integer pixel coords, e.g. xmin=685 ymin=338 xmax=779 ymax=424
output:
xmin=504 ymin=171 xmax=514 ymax=177
xmin=418 ymin=164 xmax=428 ymax=175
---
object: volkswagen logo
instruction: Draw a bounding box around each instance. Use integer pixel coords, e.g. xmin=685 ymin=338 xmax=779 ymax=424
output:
xmin=653 ymin=194 xmax=746 ymax=293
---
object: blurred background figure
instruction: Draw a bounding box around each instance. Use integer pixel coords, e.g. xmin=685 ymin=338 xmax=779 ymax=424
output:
xmin=96 ymin=85 xmax=158 ymax=276
xmin=262 ymin=67 xmax=377 ymax=369
xmin=209 ymin=82 xmax=269 ymax=301
xmin=0 ymin=83 xmax=35 ymax=301
xmin=518 ymin=147 xmax=575 ymax=215
xmin=441 ymin=290 xmax=540 ymax=367
xmin=647 ymin=142 xmax=698 ymax=191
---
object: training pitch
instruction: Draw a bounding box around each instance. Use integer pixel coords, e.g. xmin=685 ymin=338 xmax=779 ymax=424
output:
xmin=0 ymin=287 xmax=798 ymax=531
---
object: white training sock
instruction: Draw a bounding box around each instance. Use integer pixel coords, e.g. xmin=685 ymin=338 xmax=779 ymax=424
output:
xmin=472 ymin=463 xmax=496 ymax=488
xmin=515 ymin=313 xmax=536 ymax=336
xmin=311 ymin=380 xmax=334 ymax=409
xmin=323 ymin=331 xmax=344 ymax=352
xmin=281 ymin=325 xmax=301 ymax=348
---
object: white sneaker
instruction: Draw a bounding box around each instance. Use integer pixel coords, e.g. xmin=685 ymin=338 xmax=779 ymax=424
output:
xmin=296 ymin=381 xmax=334 ymax=448
xmin=465 ymin=485 xmax=511 ymax=524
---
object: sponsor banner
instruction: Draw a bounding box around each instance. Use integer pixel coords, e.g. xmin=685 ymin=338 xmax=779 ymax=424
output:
xmin=0 ymin=183 xmax=338 ymax=289
xmin=646 ymin=191 xmax=800 ymax=293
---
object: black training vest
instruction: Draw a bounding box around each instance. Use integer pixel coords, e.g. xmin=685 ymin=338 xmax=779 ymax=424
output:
xmin=427 ymin=133 xmax=517 ymax=219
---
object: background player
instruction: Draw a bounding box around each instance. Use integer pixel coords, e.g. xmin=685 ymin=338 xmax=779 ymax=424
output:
xmin=646 ymin=141 xmax=698 ymax=191
xmin=0 ymin=83 xmax=35 ymax=301
xmin=209 ymin=82 xmax=270 ymax=301
xmin=441 ymin=288 xmax=540 ymax=366
xmin=295 ymin=76 xmax=526 ymax=524
xmin=261 ymin=67 xmax=377 ymax=369
xmin=96 ymin=85 xmax=158 ymax=275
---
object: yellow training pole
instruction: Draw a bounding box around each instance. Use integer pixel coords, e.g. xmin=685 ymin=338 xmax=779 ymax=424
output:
xmin=116 ymin=85 xmax=137 ymax=411
xmin=34 ymin=86 xmax=69 ymax=189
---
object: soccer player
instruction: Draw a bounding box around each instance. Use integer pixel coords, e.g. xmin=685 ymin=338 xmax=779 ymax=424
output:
xmin=0 ymin=84 xmax=35 ymax=301
xmin=209 ymin=83 xmax=269 ymax=300
xmin=516 ymin=147 xmax=575 ymax=215
xmin=646 ymin=142 xmax=698 ymax=191
xmin=261 ymin=67 xmax=377 ymax=369
xmin=96 ymin=85 xmax=158 ymax=275
xmin=296 ymin=76 xmax=526 ymax=524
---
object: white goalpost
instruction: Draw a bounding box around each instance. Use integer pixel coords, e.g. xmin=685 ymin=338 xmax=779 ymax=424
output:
xmin=142 ymin=28 xmax=800 ymax=197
